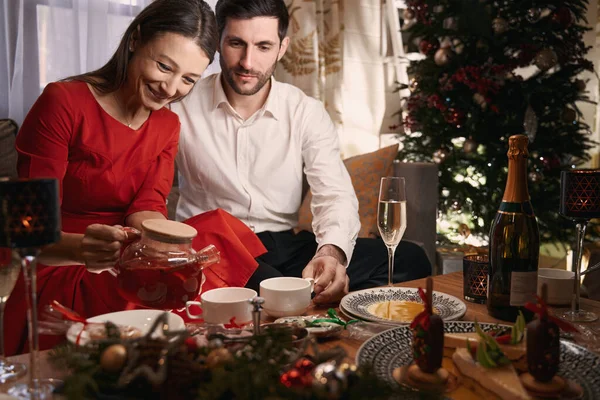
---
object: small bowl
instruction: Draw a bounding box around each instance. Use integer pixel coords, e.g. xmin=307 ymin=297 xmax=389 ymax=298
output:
xmin=538 ymin=268 xmax=574 ymax=306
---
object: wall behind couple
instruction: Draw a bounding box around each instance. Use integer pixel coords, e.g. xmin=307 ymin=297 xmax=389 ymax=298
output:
xmin=1 ymin=0 xmax=393 ymax=158
xmin=0 ymin=0 xmax=220 ymax=125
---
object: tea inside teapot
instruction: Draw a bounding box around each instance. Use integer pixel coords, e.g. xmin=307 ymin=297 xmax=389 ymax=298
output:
xmin=117 ymin=219 xmax=220 ymax=310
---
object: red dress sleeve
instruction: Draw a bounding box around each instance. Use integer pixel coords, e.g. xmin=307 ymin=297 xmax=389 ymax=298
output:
xmin=125 ymin=121 xmax=179 ymax=218
xmin=15 ymin=82 xmax=73 ymax=201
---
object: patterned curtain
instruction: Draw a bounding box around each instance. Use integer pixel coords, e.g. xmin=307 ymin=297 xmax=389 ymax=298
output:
xmin=275 ymin=0 xmax=344 ymax=126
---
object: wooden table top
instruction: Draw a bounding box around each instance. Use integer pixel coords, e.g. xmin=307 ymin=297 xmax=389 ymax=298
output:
xmin=3 ymin=272 xmax=600 ymax=395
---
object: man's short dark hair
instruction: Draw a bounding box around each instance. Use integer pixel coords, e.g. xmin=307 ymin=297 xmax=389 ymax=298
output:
xmin=215 ymin=0 xmax=289 ymax=42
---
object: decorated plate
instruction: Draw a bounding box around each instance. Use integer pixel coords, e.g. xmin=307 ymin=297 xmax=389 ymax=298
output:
xmin=356 ymin=321 xmax=600 ymax=400
xmin=67 ymin=309 xmax=185 ymax=345
xmin=340 ymin=287 xmax=466 ymax=324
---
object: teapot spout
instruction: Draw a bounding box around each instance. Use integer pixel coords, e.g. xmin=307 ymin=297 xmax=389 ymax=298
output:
xmin=196 ymin=244 xmax=220 ymax=268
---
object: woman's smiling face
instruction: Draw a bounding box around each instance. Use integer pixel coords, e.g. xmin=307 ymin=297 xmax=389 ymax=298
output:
xmin=127 ymin=32 xmax=210 ymax=109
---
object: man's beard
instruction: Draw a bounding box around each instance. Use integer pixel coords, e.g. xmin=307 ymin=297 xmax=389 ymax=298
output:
xmin=220 ymin=58 xmax=277 ymax=96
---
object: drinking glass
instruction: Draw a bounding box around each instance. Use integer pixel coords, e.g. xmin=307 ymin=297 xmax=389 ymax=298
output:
xmin=377 ymin=177 xmax=407 ymax=286
xmin=0 ymin=248 xmax=27 ymax=383
xmin=559 ymin=169 xmax=600 ymax=322
xmin=0 ymin=178 xmax=61 ymax=399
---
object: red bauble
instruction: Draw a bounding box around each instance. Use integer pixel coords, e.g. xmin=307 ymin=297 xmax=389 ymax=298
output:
xmin=445 ymin=108 xmax=465 ymax=127
xmin=552 ymin=7 xmax=573 ymax=28
xmin=294 ymin=358 xmax=315 ymax=375
xmin=280 ymin=367 xmax=313 ymax=388
xmin=419 ymin=38 xmax=439 ymax=55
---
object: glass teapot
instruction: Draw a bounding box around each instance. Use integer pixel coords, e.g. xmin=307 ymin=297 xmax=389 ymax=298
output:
xmin=117 ymin=219 xmax=220 ymax=310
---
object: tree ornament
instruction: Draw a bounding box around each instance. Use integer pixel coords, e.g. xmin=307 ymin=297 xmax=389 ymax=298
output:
xmin=409 ymin=78 xmax=419 ymax=92
xmin=434 ymin=48 xmax=452 ymax=66
xmin=551 ymin=7 xmax=573 ymax=28
xmin=529 ymin=171 xmax=543 ymax=183
xmin=526 ymin=8 xmax=542 ymax=23
xmin=419 ymin=38 xmax=439 ymax=55
xmin=402 ymin=8 xmax=415 ymax=21
xmin=445 ymin=108 xmax=464 ymax=127
xmin=562 ymin=108 xmax=577 ymax=123
xmin=452 ymin=38 xmax=464 ymax=54
xmin=473 ymin=93 xmax=487 ymax=110
xmin=524 ymin=104 xmax=538 ymax=143
xmin=100 ymin=344 xmax=128 ymax=373
xmin=534 ymin=49 xmax=558 ymax=71
xmin=312 ymin=361 xmax=347 ymax=397
xmin=492 ymin=18 xmax=509 ymax=34
xmin=433 ymin=148 xmax=450 ymax=164
xmin=206 ymin=347 xmax=233 ymax=369
xmin=463 ymin=138 xmax=478 ymax=154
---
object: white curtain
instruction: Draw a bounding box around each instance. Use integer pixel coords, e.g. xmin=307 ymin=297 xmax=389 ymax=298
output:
xmin=0 ymin=0 xmax=220 ymax=126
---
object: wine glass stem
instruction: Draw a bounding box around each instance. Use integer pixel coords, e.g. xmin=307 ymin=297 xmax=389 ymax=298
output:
xmin=387 ymin=245 xmax=397 ymax=287
xmin=572 ymin=222 xmax=587 ymax=315
xmin=0 ymin=300 xmax=6 ymax=358
xmin=20 ymin=250 xmax=41 ymax=396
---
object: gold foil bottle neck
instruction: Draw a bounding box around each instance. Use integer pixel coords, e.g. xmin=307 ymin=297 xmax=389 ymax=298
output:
xmin=507 ymin=134 xmax=529 ymax=160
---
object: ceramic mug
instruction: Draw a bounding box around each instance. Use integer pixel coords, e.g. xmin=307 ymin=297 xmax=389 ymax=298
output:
xmin=537 ymin=268 xmax=574 ymax=306
xmin=186 ymin=287 xmax=257 ymax=324
xmin=259 ymin=277 xmax=315 ymax=318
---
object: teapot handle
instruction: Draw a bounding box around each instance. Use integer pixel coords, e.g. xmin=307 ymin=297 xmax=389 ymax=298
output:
xmin=107 ymin=227 xmax=142 ymax=278
xmin=194 ymin=244 xmax=221 ymax=268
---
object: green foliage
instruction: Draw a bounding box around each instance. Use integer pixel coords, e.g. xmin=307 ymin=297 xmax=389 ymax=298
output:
xmin=398 ymin=0 xmax=596 ymax=244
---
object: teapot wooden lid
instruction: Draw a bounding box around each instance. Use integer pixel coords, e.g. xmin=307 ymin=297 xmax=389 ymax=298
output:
xmin=141 ymin=219 xmax=197 ymax=240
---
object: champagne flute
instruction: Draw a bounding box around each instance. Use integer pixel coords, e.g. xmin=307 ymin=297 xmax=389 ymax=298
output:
xmin=377 ymin=177 xmax=407 ymax=287
xmin=0 ymin=248 xmax=27 ymax=383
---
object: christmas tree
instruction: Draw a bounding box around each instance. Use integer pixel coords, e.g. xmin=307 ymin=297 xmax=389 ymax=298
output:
xmin=398 ymin=0 xmax=596 ymax=245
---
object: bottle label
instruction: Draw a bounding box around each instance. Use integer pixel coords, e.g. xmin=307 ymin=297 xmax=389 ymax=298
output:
xmin=510 ymin=271 xmax=538 ymax=306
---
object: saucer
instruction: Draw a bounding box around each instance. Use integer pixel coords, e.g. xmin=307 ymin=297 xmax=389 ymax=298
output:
xmin=66 ymin=309 xmax=185 ymax=345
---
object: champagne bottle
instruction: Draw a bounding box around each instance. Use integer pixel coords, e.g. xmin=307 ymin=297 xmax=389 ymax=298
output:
xmin=487 ymin=134 xmax=539 ymax=322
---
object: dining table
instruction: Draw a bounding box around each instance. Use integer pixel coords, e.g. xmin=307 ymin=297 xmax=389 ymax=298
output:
xmin=3 ymin=271 xmax=600 ymax=397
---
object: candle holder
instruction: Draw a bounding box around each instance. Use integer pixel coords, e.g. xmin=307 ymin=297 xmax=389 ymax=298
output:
xmin=463 ymin=254 xmax=488 ymax=304
xmin=559 ymin=169 xmax=600 ymax=322
xmin=1 ymin=178 xmax=61 ymax=399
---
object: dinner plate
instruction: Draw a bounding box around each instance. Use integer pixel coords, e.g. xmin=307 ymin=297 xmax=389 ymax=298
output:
xmin=356 ymin=321 xmax=600 ymax=400
xmin=340 ymin=287 xmax=467 ymax=324
xmin=66 ymin=309 xmax=185 ymax=345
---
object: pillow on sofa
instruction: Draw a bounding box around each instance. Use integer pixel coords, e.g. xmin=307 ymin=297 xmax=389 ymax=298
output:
xmin=296 ymin=144 xmax=399 ymax=238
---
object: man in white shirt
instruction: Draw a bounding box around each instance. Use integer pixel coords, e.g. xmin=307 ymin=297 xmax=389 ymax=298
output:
xmin=172 ymin=0 xmax=431 ymax=303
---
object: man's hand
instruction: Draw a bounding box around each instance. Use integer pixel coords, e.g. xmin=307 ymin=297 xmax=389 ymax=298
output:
xmin=302 ymin=245 xmax=349 ymax=304
xmin=81 ymin=224 xmax=129 ymax=273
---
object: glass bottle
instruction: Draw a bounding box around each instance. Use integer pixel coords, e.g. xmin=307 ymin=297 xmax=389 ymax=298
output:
xmin=487 ymin=135 xmax=539 ymax=322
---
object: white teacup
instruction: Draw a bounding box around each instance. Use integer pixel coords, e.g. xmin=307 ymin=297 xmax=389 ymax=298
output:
xmin=186 ymin=287 xmax=256 ymax=325
xmin=259 ymin=277 xmax=315 ymax=318
xmin=537 ymin=268 xmax=574 ymax=306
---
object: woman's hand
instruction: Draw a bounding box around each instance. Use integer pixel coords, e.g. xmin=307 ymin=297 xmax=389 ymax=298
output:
xmin=81 ymin=224 xmax=129 ymax=273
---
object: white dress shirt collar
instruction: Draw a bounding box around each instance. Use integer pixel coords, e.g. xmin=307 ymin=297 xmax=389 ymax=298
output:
xmin=211 ymin=73 xmax=280 ymax=121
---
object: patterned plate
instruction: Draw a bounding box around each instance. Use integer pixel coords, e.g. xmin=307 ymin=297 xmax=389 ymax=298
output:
xmin=340 ymin=287 xmax=467 ymax=324
xmin=356 ymin=321 xmax=600 ymax=400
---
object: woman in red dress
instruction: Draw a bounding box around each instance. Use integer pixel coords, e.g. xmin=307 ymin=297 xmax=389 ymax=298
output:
xmin=5 ymin=0 xmax=264 ymax=355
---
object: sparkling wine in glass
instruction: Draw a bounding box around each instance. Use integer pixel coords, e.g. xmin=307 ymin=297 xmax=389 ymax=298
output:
xmin=0 ymin=248 xmax=27 ymax=383
xmin=377 ymin=177 xmax=407 ymax=287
